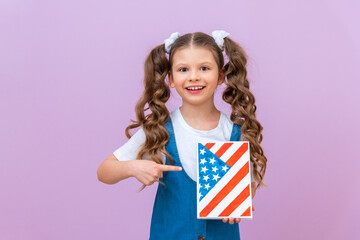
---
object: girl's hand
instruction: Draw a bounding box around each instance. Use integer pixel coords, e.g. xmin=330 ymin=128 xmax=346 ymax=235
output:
xmin=129 ymin=160 xmax=182 ymax=186
xmin=222 ymin=205 xmax=255 ymax=224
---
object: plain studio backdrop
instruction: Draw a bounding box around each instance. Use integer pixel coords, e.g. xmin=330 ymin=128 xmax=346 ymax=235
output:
xmin=1 ymin=0 xmax=359 ymax=239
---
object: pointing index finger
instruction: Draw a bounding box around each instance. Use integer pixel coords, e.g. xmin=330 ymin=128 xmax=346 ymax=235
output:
xmin=159 ymin=164 xmax=182 ymax=172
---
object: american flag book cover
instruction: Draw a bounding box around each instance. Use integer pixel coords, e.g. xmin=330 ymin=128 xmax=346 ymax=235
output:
xmin=197 ymin=141 xmax=253 ymax=219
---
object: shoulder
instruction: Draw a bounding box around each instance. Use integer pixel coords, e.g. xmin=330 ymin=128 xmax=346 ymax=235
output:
xmin=220 ymin=111 xmax=249 ymax=140
xmin=128 ymin=127 xmax=146 ymax=140
xmin=221 ymin=111 xmax=232 ymax=124
xmin=169 ymin=108 xmax=179 ymax=121
xmin=167 ymin=108 xmax=181 ymax=130
xmin=112 ymin=127 xmax=146 ymax=161
xmin=220 ymin=111 xmax=234 ymax=130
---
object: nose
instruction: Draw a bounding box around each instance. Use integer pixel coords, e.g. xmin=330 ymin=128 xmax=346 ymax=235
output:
xmin=189 ymin=70 xmax=200 ymax=81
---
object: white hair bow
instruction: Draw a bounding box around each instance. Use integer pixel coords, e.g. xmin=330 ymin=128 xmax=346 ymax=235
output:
xmin=164 ymin=30 xmax=230 ymax=53
xmin=212 ymin=30 xmax=230 ymax=50
xmin=164 ymin=32 xmax=180 ymax=54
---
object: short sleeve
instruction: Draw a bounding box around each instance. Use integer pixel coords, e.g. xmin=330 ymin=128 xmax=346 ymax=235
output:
xmin=113 ymin=128 xmax=165 ymax=164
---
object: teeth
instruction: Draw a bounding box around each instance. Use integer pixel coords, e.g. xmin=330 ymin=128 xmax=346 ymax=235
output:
xmin=187 ymin=86 xmax=204 ymax=90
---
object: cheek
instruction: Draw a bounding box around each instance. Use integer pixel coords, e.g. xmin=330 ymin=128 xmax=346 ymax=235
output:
xmin=172 ymin=75 xmax=186 ymax=87
xmin=174 ymin=81 xmax=183 ymax=89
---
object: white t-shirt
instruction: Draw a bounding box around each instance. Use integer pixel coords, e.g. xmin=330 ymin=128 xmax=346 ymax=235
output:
xmin=113 ymin=107 xmax=254 ymax=182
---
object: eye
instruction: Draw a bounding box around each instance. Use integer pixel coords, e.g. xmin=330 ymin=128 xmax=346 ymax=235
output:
xmin=179 ymin=67 xmax=187 ymax=72
xmin=200 ymin=66 xmax=209 ymax=71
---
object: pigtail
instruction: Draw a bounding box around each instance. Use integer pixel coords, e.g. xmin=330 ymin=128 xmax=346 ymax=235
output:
xmin=125 ymin=43 xmax=174 ymax=167
xmin=222 ymin=37 xmax=267 ymax=191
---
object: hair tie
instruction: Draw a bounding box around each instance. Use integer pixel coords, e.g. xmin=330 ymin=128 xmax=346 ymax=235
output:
xmin=212 ymin=30 xmax=230 ymax=51
xmin=164 ymin=32 xmax=181 ymax=54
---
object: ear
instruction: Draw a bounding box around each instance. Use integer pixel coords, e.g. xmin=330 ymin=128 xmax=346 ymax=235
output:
xmin=168 ymin=71 xmax=175 ymax=88
xmin=218 ymin=67 xmax=225 ymax=85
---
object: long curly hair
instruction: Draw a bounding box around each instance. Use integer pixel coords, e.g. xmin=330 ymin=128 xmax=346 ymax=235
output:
xmin=125 ymin=32 xmax=267 ymax=191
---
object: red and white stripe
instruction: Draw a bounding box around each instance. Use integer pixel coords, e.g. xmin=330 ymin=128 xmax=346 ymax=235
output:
xmin=197 ymin=141 xmax=252 ymax=219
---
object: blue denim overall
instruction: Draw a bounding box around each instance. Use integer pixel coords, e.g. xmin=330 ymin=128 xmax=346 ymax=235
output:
xmin=149 ymin=117 xmax=242 ymax=240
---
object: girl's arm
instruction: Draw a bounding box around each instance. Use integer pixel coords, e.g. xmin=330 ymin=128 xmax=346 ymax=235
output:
xmin=97 ymin=154 xmax=134 ymax=184
xmin=96 ymin=128 xmax=147 ymax=184
xmin=98 ymin=128 xmax=179 ymax=185
xmin=97 ymin=154 xmax=182 ymax=185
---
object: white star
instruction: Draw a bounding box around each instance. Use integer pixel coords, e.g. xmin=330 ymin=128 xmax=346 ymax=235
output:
xmin=201 ymin=166 xmax=208 ymax=173
xmin=200 ymin=149 xmax=206 ymax=155
xmin=222 ymin=165 xmax=229 ymax=172
xmin=213 ymin=174 xmax=220 ymax=181
xmin=203 ymin=175 xmax=209 ymax=181
xmin=199 ymin=184 xmax=202 ymax=189
xmin=212 ymin=166 xmax=218 ymax=173
xmin=204 ymin=183 xmax=211 ymax=190
xmin=209 ymin=158 xmax=216 ymax=164
xmin=199 ymin=192 xmax=203 ymax=198
xmin=200 ymin=158 xmax=207 ymax=164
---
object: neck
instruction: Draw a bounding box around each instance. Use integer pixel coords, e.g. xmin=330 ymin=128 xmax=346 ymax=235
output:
xmin=179 ymin=99 xmax=219 ymax=122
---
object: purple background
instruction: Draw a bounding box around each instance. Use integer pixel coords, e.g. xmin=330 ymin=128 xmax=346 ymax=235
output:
xmin=1 ymin=0 xmax=359 ymax=239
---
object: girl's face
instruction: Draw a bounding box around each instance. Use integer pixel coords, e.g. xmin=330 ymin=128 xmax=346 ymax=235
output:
xmin=168 ymin=46 xmax=224 ymax=107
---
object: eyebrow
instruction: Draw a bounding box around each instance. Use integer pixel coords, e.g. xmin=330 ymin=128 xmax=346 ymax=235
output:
xmin=174 ymin=62 xmax=213 ymax=68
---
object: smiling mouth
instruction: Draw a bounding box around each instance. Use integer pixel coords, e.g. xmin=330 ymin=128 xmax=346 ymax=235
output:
xmin=185 ymin=86 xmax=206 ymax=94
xmin=185 ymin=86 xmax=205 ymax=90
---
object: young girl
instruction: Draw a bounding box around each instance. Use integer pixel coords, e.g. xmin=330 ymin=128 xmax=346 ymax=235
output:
xmin=97 ymin=30 xmax=267 ymax=240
